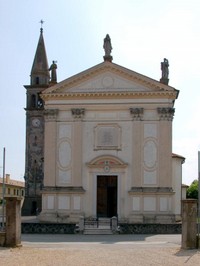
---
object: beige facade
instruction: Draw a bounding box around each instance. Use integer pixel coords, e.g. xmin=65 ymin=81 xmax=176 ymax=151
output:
xmin=0 ymin=174 xmax=25 ymax=199
xmin=38 ymin=60 xmax=183 ymax=224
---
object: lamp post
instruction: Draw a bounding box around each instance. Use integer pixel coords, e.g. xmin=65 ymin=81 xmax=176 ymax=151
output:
xmin=34 ymin=160 xmax=37 ymax=215
xmin=1 ymin=147 xmax=6 ymax=231
xmin=198 ymin=152 xmax=200 ymax=240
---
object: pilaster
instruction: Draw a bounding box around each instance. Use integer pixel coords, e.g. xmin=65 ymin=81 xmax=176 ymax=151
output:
xmin=43 ymin=109 xmax=58 ymax=187
xmin=130 ymin=108 xmax=143 ymax=187
xmin=71 ymin=108 xmax=85 ymax=186
xmin=157 ymin=107 xmax=174 ymax=187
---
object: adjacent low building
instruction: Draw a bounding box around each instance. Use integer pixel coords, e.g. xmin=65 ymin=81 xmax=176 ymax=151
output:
xmin=0 ymin=174 xmax=25 ymax=199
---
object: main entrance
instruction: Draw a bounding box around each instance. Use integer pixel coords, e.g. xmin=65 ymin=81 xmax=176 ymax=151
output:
xmin=97 ymin=175 xmax=117 ymax=217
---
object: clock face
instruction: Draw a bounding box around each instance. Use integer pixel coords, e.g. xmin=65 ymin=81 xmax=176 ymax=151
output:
xmin=32 ymin=118 xmax=41 ymax=127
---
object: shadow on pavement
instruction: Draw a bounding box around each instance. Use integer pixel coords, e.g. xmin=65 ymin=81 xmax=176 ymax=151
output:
xmin=21 ymin=234 xmax=152 ymax=243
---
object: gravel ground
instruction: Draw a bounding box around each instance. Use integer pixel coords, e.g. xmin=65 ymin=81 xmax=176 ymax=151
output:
xmin=0 ymin=234 xmax=200 ymax=266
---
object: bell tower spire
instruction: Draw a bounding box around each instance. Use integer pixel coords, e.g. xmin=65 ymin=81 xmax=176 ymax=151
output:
xmin=23 ymin=21 xmax=50 ymax=215
xmin=30 ymin=21 xmax=50 ymax=85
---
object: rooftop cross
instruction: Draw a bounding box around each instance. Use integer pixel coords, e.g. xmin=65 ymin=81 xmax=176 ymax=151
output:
xmin=39 ymin=19 xmax=44 ymax=33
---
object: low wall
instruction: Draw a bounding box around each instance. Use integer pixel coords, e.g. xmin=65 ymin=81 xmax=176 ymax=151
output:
xmin=21 ymin=222 xmax=181 ymax=234
xmin=21 ymin=223 xmax=76 ymax=234
xmin=0 ymin=232 xmax=6 ymax=246
xmin=119 ymin=223 xmax=182 ymax=234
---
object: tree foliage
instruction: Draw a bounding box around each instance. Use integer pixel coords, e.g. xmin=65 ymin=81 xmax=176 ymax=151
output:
xmin=186 ymin=179 xmax=198 ymax=199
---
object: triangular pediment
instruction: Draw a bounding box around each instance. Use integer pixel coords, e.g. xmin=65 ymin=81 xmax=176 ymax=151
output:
xmin=42 ymin=61 xmax=178 ymax=99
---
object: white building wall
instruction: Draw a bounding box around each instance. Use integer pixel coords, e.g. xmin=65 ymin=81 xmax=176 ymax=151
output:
xmin=172 ymin=157 xmax=183 ymax=221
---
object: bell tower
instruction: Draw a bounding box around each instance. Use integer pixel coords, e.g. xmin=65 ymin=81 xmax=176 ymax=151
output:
xmin=22 ymin=25 xmax=50 ymax=215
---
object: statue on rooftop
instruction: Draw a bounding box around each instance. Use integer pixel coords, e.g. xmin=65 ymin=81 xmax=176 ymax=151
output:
xmin=161 ymin=58 xmax=169 ymax=79
xmin=49 ymin=60 xmax=57 ymax=83
xmin=103 ymin=34 xmax=112 ymax=56
xmin=103 ymin=34 xmax=113 ymax=62
xmin=160 ymin=58 xmax=169 ymax=85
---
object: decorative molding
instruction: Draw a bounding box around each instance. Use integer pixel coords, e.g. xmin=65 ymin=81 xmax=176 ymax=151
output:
xmin=42 ymin=186 xmax=85 ymax=193
xmin=129 ymin=187 xmax=174 ymax=195
xmin=130 ymin=108 xmax=144 ymax=120
xmin=87 ymin=155 xmax=128 ymax=169
xmin=44 ymin=109 xmax=58 ymax=121
xmin=157 ymin=107 xmax=175 ymax=121
xmin=71 ymin=108 xmax=85 ymax=119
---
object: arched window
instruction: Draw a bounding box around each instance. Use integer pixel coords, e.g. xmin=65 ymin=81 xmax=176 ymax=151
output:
xmin=37 ymin=94 xmax=43 ymax=108
xmin=31 ymin=94 xmax=36 ymax=108
xmin=35 ymin=77 xmax=39 ymax=84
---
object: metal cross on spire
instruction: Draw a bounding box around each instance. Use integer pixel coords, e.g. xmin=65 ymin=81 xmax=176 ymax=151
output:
xmin=39 ymin=19 xmax=44 ymax=33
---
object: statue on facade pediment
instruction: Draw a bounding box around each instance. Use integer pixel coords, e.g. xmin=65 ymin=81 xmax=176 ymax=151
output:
xmin=161 ymin=58 xmax=169 ymax=79
xmin=104 ymin=34 xmax=112 ymax=56
xmin=49 ymin=60 xmax=57 ymax=83
xmin=160 ymin=58 xmax=169 ymax=85
xmin=103 ymin=34 xmax=113 ymax=62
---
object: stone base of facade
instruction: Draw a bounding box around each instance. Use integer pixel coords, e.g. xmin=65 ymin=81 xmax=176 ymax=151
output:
xmin=38 ymin=211 xmax=83 ymax=223
xmin=128 ymin=214 xmax=176 ymax=224
xmin=175 ymin=215 xmax=182 ymax=222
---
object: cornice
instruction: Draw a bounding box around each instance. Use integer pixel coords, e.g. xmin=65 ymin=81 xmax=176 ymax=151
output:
xmin=42 ymin=186 xmax=85 ymax=193
xmin=24 ymin=84 xmax=49 ymax=89
xmin=41 ymin=90 xmax=177 ymax=101
xmin=128 ymin=187 xmax=175 ymax=195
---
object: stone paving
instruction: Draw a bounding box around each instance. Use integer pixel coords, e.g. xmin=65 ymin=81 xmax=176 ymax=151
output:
xmin=1 ymin=234 xmax=200 ymax=265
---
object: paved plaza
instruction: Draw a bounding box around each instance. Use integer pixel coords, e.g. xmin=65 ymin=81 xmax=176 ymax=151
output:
xmin=1 ymin=234 xmax=200 ymax=265
xmin=21 ymin=234 xmax=181 ymax=248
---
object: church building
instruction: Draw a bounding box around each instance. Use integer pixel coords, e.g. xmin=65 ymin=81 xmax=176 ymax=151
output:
xmin=23 ymin=27 xmax=184 ymax=224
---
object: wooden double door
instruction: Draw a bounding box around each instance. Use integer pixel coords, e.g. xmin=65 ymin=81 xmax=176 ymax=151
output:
xmin=97 ymin=175 xmax=117 ymax=218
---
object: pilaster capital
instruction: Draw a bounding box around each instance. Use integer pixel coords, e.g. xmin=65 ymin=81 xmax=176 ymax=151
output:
xmin=157 ymin=107 xmax=175 ymax=121
xmin=44 ymin=109 xmax=58 ymax=121
xmin=71 ymin=108 xmax=85 ymax=119
xmin=130 ymin=108 xmax=144 ymax=121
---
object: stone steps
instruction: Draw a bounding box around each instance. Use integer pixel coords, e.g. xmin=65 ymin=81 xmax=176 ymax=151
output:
xmin=84 ymin=228 xmax=113 ymax=235
xmin=84 ymin=217 xmax=113 ymax=234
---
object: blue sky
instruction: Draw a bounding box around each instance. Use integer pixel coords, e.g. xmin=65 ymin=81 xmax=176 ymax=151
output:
xmin=0 ymin=0 xmax=200 ymax=185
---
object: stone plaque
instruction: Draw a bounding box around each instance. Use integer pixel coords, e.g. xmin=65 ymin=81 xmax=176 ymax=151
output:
xmin=58 ymin=196 xmax=70 ymax=210
xmin=47 ymin=195 xmax=54 ymax=210
xmin=73 ymin=196 xmax=81 ymax=210
xmin=94 ymin=124 xmax=121 ymax=150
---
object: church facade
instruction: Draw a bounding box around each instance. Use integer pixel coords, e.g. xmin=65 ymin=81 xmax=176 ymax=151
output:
xmin=23 ymin=28 xmax=184 ymax=223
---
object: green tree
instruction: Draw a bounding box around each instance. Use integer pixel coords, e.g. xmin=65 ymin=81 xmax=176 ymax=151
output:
xmin=186 ymin=179 xmax=198 ymax=199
